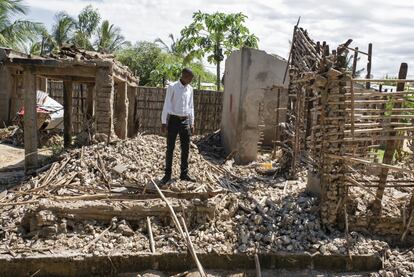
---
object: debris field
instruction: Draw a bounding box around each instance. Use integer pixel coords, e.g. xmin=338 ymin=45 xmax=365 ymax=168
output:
xmin=0 ymin=133 xmax=413 ymax=276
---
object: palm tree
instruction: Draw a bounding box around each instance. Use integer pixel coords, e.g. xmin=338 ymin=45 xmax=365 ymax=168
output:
xmin=155 ymin=33 xmax=198 ymax=65
xmin=51 ymin=12 xmax=76 ymax=48
xmin=0 ymin=0 xmax=43 ymax=51
xmin=95 ymin=20 xmax=128 ymax=53
xmin=155 ymin=33 xmax=178 ymax=54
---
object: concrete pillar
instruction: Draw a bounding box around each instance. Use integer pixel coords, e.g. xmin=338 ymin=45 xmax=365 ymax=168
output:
xmin=95 ymin=66 xmax=114 ymax=137
xmin=63 ymin=79 xmax=73 ymax=147
xmin=115 ymin=82 xmax=128 ymax=139
xmin=0 ymin=65 xmax=12 ymax=125
xmin=23 ymin=69 xmax=38 ymax=172
xmin=86 ymin=83 xmax=95 ymax=119
xmin=221 ymin=48 xmax=289 ymax=164
xmin=127 ymin=86 xmax=136 ymax=137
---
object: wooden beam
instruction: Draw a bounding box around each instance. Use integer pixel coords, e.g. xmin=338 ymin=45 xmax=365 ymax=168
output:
xmin=32 ymin=65 xmax=97 ymax=78
xmin=63 ymin=79 xmax=73 ymax=147
xmin=23 ymin=69 xmax=38 ymax=172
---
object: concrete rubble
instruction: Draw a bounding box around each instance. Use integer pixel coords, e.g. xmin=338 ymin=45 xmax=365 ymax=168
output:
xmin=0 ymin=133 xmax=413 ymax=276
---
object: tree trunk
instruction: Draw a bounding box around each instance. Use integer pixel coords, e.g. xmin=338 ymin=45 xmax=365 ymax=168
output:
xmin=216 ymin=60 xmax=221 ymax=91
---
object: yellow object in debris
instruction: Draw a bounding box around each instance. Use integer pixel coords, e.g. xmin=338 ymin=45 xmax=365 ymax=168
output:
xmin=261 ymin=162 xmax=272 ymax=170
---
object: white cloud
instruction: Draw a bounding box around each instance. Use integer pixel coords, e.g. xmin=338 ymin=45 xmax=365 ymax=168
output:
xmin=24 ymin=0 xmax=414 ymax=78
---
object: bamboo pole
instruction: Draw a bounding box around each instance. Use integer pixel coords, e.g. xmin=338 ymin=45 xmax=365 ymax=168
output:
xmin=147 ymin=217 xmax=155 ymax=253
xmin=151 ymin=179 xmax=207 ymax=277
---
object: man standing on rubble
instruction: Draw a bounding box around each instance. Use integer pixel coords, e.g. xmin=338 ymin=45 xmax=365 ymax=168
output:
xmin=160 ymin=68 xmax=196 ymax=185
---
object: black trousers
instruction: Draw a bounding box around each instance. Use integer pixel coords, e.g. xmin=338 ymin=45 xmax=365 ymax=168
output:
xmin=165 ymin=115 xmax=191 ymax=177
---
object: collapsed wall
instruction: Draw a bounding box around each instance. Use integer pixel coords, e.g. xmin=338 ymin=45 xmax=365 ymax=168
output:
xmin=221 ymin=48 xmax=289 ymax=163
xmin=286 ymin=27 xmax=414 ymax=242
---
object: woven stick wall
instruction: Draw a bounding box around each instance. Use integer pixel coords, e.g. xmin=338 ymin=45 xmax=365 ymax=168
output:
xmin=48 ymin=80 xmax=86 ymax=134
xmin=286 ymin=26 xmax=414 ymax=240
xmin=135 ymin=86 xmax=223 ymax=135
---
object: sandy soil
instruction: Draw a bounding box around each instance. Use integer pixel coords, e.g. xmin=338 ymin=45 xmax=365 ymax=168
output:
xmin=0 ymin=143 xmax=53 ymax=170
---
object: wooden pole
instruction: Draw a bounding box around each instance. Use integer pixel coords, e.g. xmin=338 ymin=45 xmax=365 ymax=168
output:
xmin=365 ymin=43 xmax=372 ymax=89
xmin=372 ymin=63 xmax=407 ymax=216
xmin=254 ymin=254 xmax=262 ymax=277
xmin=115 ymin=82 xmax=128 ymax=139
xmin=23 ymin=69 xmax=38 ymax=172
xmin=127 ymin=86 xmax=136 ymax=138
xmin=352 ymin=47 xmax=359 ymax=78
xmin=283 ymin=16 xmax=301 ymax=85
xmin=151 ymin=179 xmax=207 ymax=277
xmin=147 ymin=217 xmax=156 ymax=253
xmin=63 ymin=79 xmax=73 ymax=148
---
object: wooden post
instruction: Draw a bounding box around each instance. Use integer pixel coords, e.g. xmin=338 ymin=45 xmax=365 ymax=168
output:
xmin=23 ymin=69 xmax=38 ymax=172
xmin=365 ymin=43 xmax=372 ymax=89
xmin=115 ymin=82 xmax=128 ymax=139
xmin=372 ymin=63 xmax=407 ymax=216
xmin=86 ymin=83 xmax=94 ymax=119
xmin=63 ymin=79 xmax=73 ymax=147
xmin=127 ymin=86 xmax=136 ymax=137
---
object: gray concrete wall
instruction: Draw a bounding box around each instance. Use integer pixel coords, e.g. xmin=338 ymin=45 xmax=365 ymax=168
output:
xmin=0 ymin=65 xmax=11 ymax=125
xmin=221 ymin=48 xmax=289 ymax=163
xmin=221 ymin=50 xmax=242 ymax=156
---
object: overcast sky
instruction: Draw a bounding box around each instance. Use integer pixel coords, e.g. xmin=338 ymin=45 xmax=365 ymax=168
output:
xmin=22 ymin=0 xmax=414 ymax=78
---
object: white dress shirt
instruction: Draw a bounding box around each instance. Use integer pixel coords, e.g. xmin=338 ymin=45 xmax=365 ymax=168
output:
xmin=161 ymin=80 xmax=194 ymax=125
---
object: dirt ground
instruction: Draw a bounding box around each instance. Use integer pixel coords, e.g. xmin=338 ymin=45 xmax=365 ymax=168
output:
xmin=0 ymin=143 xmax=26 ymax=170
xmin=0 ymin=143 xmax=54 ymax=169
xmin=0 ymin=143 xmax=54 ymax=185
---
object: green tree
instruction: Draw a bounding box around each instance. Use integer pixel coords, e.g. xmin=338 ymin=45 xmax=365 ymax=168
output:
xmin=73 ymin=5 xmax=100 ymax=50
xmin=117 ymin=41 xmax=217 ymax=88
xmin=0 ymin=0 xmax=43 ymax=51
xmin=178 ymin=11 xmax=259 ymax=90
xmin=116 ymin=41 xmax=163 ymax=85
xmin=95 ymin=20 xmax=128 ymax=53
xmin=51 ymin=12 xmax=76 ymax=48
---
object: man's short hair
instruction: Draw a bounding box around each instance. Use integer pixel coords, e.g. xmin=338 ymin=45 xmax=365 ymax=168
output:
xmin=182 ymin=67 xmax=194 ymax=76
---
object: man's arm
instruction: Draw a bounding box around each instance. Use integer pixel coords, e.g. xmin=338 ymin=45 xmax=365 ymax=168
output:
xmin=189 ymin=88 xmax=194 ymax=132
xmin=161 ymin=85 xmax=173 ymax=132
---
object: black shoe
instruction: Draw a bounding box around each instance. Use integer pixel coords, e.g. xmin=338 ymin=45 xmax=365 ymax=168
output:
xmin=160 ymin=175 xmax=171 ymax=185
xmin=180 ymin=174 xmax=196 ymax=182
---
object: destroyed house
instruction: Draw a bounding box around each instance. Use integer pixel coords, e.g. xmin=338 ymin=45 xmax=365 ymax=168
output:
xmin=0 ymin=46 xmax=139 ymax=171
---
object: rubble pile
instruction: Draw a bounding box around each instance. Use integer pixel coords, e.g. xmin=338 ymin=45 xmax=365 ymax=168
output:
xmin=378 ymin=248 xmax=414 ymax=277
xmin=0 ymin=134 xmax=413 ymax=276
xmin=0 ymin=125 xmax=23 ymax=145
xmin=0 ymin=125 xmax=63 ymax=148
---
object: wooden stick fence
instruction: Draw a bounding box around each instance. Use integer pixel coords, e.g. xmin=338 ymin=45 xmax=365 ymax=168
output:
xmin=135 ymin=86 xmax=222 ymax=135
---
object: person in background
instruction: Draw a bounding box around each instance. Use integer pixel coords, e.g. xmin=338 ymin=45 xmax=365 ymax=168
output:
xmin=160 ymin=68 xmax=196 ymax=185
